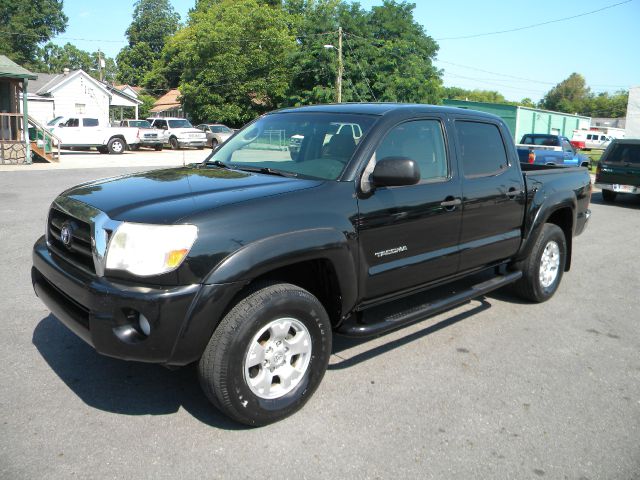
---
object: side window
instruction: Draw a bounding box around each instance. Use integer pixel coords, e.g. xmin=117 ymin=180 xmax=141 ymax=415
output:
xmin=456 ymin=121 xmax=509 ymax=178
xmin=374 ymin=120 xmax=448 ymax=182
xmin=83 ymin=118 xmax=99 ymax=127
xmin=561 ymin=139 xmax=573 ymax=153
xmin=64 ymin=118 xmax=79 ymax=127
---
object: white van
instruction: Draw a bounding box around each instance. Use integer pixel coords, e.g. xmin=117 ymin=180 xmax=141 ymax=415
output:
xmin=571 ymin=130 xmax=613 ymax=150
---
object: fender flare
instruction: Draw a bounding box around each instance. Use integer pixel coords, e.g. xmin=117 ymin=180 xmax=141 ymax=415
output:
xmin=205 ymin=227 xmax=358 ymax=313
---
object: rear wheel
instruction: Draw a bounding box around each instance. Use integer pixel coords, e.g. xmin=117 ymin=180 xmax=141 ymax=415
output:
xmin=129 ymin=144 xmax=140 ymax=151
xmin=198 ymin=282 xmax=332 ymax=426
xmin=154 ymin=144 xmax=163 ymax=151
xmin=602 ymin=189 xmax=617 ymax=202
xmin=107 ymin=137 xmax=125 ymax=155
xmin=513 ymin=223 xmax=566 ymax=303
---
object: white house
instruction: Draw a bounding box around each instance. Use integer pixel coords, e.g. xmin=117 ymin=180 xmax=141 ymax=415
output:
xmin=21 ymin=68 xmax=111 ymax=125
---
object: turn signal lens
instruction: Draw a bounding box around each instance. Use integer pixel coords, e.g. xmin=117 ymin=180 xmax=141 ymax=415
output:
xmin=165 ymin=249 xmax=189 ymax=268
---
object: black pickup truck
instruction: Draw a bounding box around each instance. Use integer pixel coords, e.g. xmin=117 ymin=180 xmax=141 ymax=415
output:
xmin=32 ymin=104 xmax=592 ymax=426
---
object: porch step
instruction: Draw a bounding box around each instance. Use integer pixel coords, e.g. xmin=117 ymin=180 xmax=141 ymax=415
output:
xmin=30 ymin=141 xmax=57 ymax=163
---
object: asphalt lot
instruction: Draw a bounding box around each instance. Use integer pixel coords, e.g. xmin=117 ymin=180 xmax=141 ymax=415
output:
xmin=1 ymin=163 xmax=639 ymax=479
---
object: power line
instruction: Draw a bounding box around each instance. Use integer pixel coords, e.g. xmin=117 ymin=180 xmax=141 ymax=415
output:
xmin=435 ymin=0 xmax=633 ymax=40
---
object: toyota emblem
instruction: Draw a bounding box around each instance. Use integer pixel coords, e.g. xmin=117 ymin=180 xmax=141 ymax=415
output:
xmin=60 ymin=224 xmax=73 ymax=249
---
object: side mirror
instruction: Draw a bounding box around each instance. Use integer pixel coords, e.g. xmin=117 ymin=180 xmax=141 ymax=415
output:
xmin=371 ymin=156 xmax=420 ymax=187
xmin=580 ymin=161 xmax=590 ymax=168
xmin=58 ymin=123 xmax=65 ymax=127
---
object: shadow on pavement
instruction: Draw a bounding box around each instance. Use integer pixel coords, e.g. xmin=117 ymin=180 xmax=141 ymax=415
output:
xmin=32 ymin=314 xmax=248 ymax=431
xmin=590 ymin=191 xmax=640 ymax=210
xmin=330 ymin=298 xmax=491 ymax=370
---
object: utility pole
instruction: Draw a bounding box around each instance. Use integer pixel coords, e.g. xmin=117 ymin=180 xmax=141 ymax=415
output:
xmin=336 ymin=27 xmax=343 ymax=103
xmin=97 ymin=50 xmax=104 ymax=82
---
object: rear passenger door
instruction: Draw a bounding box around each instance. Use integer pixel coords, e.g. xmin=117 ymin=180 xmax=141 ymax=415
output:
xmin=357 ymin=117 xmax=463 ymax=300
xmin=452 ymin=118 xmax=525 ymax=272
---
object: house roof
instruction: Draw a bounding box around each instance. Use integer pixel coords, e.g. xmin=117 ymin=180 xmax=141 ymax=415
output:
xmin=29 ymin=69 xmax=111 ymax=98
xmin=0 ymin=55 xmax=37 ymax=80
xmin=150 ymin=89 xmax=181 ymax=112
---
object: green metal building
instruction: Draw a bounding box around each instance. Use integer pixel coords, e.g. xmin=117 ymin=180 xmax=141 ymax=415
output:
xmin=443 ymin=99 xmax=591 ymax=141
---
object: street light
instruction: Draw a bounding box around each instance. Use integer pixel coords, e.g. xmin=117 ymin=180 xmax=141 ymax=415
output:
xmin=323 ymin=27 xmax=343 ymax=103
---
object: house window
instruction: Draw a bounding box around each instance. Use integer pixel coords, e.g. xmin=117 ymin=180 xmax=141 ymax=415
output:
xmin=75 ymin=103 xmax=86 ymax=114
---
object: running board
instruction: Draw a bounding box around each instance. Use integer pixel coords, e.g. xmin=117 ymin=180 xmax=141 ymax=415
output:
xmin=338 ymin=271 xmax=522 ymax=337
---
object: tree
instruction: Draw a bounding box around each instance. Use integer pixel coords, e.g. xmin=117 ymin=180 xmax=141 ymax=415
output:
xmin=173 ymin=0 xmax=298 ymax=125
xmin=37 ymin=43 xmax=117 ymax=83
xmin=541 ymin=73 xmax=590 ymax=113
xmin=116 ymin=0 xmax=180 ymax=85
xmin=0 ymin=0 xmax=67 ymax=68
xmin=443 ymin=87 xmax=511 ymax=104
xmin=284 ymin=0 xmax=442 ymax=105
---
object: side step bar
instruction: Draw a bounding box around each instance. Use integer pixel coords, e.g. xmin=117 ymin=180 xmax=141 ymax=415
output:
xmin=338 ymin=271 xmax=522 ymax=338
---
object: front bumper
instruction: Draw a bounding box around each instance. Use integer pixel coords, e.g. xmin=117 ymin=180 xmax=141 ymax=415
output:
xmin=594 ymin=183 xmax=640 ymax=194
xmin=138 ymin=138 xmax=163 ymax=146
xmin=177 ymin=138 xmax=206 ymax=148
xmin=32 ymin=236 xmax=243 ymax=366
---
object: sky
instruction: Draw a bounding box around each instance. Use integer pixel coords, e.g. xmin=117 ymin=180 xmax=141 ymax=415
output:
xmin=53 ymin=0 xmax=639 ymax=102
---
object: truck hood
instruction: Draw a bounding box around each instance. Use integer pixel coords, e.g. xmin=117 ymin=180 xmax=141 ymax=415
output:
xmin=62 ymin=166 xmax=322 ymax=223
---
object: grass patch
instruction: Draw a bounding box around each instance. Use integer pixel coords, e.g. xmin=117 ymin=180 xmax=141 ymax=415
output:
xmin=579 ymin=149 xmax=603 ymax=174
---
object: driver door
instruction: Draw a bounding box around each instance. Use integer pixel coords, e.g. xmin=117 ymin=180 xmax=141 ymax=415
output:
xmin=356 ymin=118 xmax=463 ymax=301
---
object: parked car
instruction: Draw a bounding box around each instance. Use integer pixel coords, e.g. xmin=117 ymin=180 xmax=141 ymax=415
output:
xmin=516 ymin=134 xmax=590 ymax=166
xmin=118 ymin=119 xmax=163 ymax=151
xmin=571 ymin=130 xmax=613 ymax=150
xmin=594 ymin=139 xmax=640 ymax=202
xmin=196 ymin=123 xmax=234 ymax=148
xmin=32 ymin=104 xmax=591 ymax=427
xmin=48 ymin=116 xmax=140 ymax=154
xmin=147 ymin=117 xmax=207 ymax=150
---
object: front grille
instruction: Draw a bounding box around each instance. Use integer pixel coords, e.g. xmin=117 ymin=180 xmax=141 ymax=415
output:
xmin=143 ymin=134 xmax=158 ymax=138
xmin=48 ymin=208 xmax=95 ymax=273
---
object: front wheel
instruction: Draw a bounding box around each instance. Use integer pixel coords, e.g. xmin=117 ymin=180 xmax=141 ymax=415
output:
xmin=211 ymin=139 xmax=218 ymax=149
xmin=107 ymin=137 xmax=125 ymax=154
xmin=512 ymin=223 xmax=566 ymax=303
xmin=154 ymin=144 xmax=163 ymax=151
xmin=198 ymin=282 xmax=332 ymax=426
xmin=169 ymin=136 xmax=179 ymax=150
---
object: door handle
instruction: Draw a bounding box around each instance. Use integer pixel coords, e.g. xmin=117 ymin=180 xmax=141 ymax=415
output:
xmin=440 ymin=197 xmax=461 ymax=210
xmin=506 ymin=187 xmax=519 ymax=199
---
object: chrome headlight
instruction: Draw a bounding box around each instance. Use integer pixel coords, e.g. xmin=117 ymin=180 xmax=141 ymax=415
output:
xmin=105 ymin=223 xmax=198 ymax=277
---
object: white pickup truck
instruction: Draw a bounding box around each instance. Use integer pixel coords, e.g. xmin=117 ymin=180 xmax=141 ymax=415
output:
xmin=48 ymin=116 xmax=140 ymax=154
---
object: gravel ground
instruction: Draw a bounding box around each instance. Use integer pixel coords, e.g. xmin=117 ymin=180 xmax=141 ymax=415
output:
xmin=0 ymin=166 xmax=638 ymax=480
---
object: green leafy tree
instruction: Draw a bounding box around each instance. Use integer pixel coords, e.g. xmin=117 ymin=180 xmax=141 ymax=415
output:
xmin=284 ymin=0 xmax=442 ymax=105
xmin=0 ymin=0 xmax=67 ymax=68
xmin=137 ymin=93 xmax=157 ymax=118
xmin=174 ymin=0 xmax=299 ymax=125
xmin=581 ymin=90 xmax=628 ymax=118
xmin=541 ymin=73 xmax=590 ymax=113
xmin=443 ymin=86 xmax=511 ymax=104
xmin=37 ymin=43 xmax=117 ymax=82
xmin=116 ymin=0 xmax=180 ymax=86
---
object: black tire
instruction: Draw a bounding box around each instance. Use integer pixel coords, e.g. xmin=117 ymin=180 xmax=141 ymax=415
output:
xmin=602 ymin=189 xmax=617 ymax=202
xmin=198 ymin=282 xmax=332 ymax=427
xmin=169 ymin=136 xmax=179 ymax=150
xmin=97 ymin=146 xmax=108 ymax=154
xmin=197 ymin=146 xmax=204 ymax=150
xmin=211 ymin=139 xmax=218 ymax=149
xmin=129 ymin=144 xmax=140 ymax=151
xmin=107 ymin=137 xmax=126 ymax=155
xmin=154 ymin=144 xmax=163 ymax=151
xmin=513 ymin=223 xmax=566 ymax=303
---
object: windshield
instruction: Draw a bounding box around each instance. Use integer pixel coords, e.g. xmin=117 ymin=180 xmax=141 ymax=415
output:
xmin=604 ymin=143 xmax=640 ymax=165
xmin=47 ymin=116 xmax=64 ymax=126
xmin=128 ymin=120 xmax=152 ymax=128
xmin=521 ymin=135 xmax=559 ymax=147
xmin=205 ymin=113 xmax=376 ymax=180
xmin=168 ymin=119 xmax=193 ymax=128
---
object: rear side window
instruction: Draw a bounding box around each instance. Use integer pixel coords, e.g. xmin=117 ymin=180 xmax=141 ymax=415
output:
xmin=456 ymin=121 xmax=509 ymax=177
xmin=604 ymin=144 xmax=640 ymax=165
xmin=83 ymin=118 xmax=99 ymax=127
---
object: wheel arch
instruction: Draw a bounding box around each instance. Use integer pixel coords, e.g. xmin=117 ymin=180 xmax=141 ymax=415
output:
xmin=205 ymin=228 xmax=358 ymax=327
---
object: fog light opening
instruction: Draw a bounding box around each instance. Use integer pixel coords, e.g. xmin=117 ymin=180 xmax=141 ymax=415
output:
xmin=138 ymin=313 xmax=151 ymax=337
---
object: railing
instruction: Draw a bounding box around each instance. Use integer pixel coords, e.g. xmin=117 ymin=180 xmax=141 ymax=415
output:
xmin=27 ymin=115 xmax=62 ymax=161
xmin=0 ymin=112 xmax=62 ymax=162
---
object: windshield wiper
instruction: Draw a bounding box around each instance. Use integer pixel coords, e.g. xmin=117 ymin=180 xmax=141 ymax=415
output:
xmin=200 ymin=159 xmax=230 ymax=169
xmin=235 ymin=166 xmax=298 ymax=178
